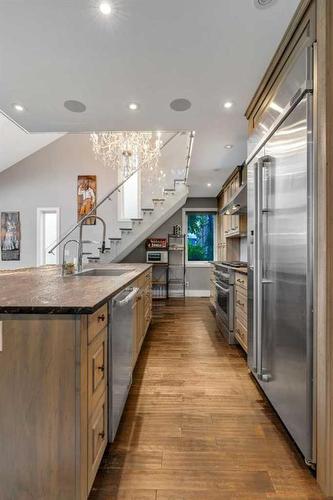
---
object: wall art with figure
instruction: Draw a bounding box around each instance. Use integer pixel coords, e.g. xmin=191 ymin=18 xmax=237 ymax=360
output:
xmin=77 ymin=175 xmax=97 ymax=225
xmin=1 ymin=211 xmax=21 ymax=261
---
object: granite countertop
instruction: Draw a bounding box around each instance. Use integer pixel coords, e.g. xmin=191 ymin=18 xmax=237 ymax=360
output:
xmin=0 ymin=263 xmax=152 ymax=314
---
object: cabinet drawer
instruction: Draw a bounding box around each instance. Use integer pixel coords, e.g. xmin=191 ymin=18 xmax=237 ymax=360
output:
xmin=235 ymin=305 xmax=247 ymax=328
xmin=235 ymin=288 xmax=247 ymax=315
xmin=235 ymin=318 xmax=248 ymax=352
xmin=88 ymin=328 xmax=107 ymax=414
xmin=88 ymin=303 xmax=108 ymax=344
xmin=235 ymin=272 xmax=247 ymax=292
xmin=88 ymin=390 xmax=108 ymax=492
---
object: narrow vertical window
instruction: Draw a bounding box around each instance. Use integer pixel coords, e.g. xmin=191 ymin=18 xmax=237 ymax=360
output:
xmin=119 ymin=170 xmax=141 ymax=221
xmin=186 ymin=212 xmax=215 ymax=263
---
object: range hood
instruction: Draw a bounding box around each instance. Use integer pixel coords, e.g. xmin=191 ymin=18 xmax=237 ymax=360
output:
xmin=220 ymin=183 xmax=247 ymax=215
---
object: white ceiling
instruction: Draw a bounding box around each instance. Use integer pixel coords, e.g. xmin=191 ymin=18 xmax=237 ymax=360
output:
xmin=0 ymin=112 xmax=63 ymax=173
xmin=0 ymin=0 xmax=300 ymax=195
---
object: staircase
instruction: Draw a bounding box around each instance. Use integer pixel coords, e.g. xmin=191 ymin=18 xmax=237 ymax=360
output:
xmin=87 ymin=179 xmax=188 ymax=263
xmin=48 ymin=131 xmax=195 ymax=265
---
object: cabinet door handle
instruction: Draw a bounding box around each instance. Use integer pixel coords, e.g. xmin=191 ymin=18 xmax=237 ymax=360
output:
xmin=98 ymin=314 xmax=105 ymax=322
xmin=98 ymin=431 xmax=105 ymax=439
xmin=237 ymin=300 xmax=245 ymax=307
xmin=97 ymin=364 xmax=104 ymax=372
xmin=237 ymin=279 xmax=245 ymax=284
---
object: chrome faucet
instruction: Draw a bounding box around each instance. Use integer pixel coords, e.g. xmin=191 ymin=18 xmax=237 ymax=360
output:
xmin=78 ymin=215 xmax=107 ymax=272
xmin=62 ymin=239 xmax=79 ymax=275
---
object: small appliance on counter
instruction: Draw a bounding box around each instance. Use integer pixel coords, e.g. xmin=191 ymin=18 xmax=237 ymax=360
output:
xmin=146 ymin=238 xmax=169 ymax=264
xmin=146 ymin=250 xmax=168 ymax=264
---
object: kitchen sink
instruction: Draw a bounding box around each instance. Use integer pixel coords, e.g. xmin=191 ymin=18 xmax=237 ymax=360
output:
xmin=76 ymin=268 xmax=135 ymax=277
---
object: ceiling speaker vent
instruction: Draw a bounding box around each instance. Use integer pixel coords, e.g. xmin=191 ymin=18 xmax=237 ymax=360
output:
xmin=254 ymin=0 xmax=277 ymax=8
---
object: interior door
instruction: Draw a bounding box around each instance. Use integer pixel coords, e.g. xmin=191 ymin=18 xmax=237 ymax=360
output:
xmin=259 ymin=94 xmax=313 ymax=461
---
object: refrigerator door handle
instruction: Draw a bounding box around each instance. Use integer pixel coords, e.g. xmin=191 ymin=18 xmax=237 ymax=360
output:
xmin=255 ymin=158 xmax=263 ymax=378
xmin=255 ymin=155 xmax=274 ymax=379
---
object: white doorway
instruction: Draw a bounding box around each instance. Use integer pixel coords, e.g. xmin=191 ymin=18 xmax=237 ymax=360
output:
xmin=36 ymin=208 xmax=60 ymax=266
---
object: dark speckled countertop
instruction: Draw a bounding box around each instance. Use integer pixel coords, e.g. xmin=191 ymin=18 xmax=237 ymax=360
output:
xmin=0 ymin=263 xmax=152 ymax=314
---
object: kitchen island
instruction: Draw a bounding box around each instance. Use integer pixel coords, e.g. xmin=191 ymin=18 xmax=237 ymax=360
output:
xmin=0 ymin=263 xmax=152 ymax=500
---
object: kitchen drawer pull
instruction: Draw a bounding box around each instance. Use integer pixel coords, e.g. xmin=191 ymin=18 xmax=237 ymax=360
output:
xmin=237 ymin=300 xmax=245 ymax=307
xmin=98 ymin=314 xmax=105 ymax=322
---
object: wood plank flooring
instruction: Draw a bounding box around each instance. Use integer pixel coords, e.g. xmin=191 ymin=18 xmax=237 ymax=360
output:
xmin=89 ymin=299 xmax=325 ymax=500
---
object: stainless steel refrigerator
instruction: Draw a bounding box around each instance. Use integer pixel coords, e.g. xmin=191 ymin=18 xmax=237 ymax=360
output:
xmin=247 ymin=44 xmax=315 ymax=465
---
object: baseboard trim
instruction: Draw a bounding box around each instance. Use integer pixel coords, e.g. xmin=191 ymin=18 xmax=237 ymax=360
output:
xmin=185 ymin=290 xmax=210 ymax=298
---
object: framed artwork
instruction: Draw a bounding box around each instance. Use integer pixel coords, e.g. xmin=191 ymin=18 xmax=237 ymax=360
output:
xmin=1 ymin=211 xmax=21 ymax=261
xmin=77 ymin=175 xmax=97 ymax=225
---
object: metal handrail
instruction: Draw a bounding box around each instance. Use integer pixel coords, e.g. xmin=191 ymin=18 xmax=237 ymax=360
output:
xmin=48 ymin=130 xmax=195 ymax=255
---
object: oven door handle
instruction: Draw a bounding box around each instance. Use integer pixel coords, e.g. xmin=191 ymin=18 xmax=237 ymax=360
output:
xmin=215 ymin=283 xmax=230 ymax=294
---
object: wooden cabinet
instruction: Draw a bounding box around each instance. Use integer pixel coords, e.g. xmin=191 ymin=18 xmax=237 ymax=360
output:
xmin=88 ymin=327 xmax=107 ymax=414
xmin=209 ymin=265 xmax=216 ymax=310
xmin=88 ymin=303 xmax=108 ymax=344
xmin=234 ymin=272 xmax=248 ymax=352
xmin=0 ymin=268 xmax=153 ymax=500
xmin=132 ymin=268 xmax=153 ymax=369
xmin=87 ymin=390 xmax=108 ymax=491
xmin=216 ymin=167 xmax=246 ymax=261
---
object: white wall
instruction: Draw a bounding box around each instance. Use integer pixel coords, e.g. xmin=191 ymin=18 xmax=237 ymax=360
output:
xmin=0 ymin=134 xmax=118 ymax=269
xmin=0 ymin=133 xmax=188 ymax=270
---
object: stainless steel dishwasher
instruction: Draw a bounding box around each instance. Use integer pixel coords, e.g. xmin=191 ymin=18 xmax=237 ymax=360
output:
xmin=108 ymin=286 xmax=138 ymax=442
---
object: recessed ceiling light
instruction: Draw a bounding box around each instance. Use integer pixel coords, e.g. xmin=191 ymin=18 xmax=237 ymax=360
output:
xmin=99 ymin=2 xmax=112 ymax=15
xmin=12 ymin=103 xmax=24 ymax=112
xmin=254 ymin=0 xmax=277 ymax=9
xmin=128 ymin=102 xmax=139 ymax=111
xmin=207 ymin=183 xmax=212 ymax=187
xmin=64 ymin=100 xmax=86 ymax=113
xmin=224 ymin=101 xmax=233 ymax=109
xmin=170 ymin=98 xmax=191 ymax=112
xmin=224 ymin=144 xmax=233 ymax=150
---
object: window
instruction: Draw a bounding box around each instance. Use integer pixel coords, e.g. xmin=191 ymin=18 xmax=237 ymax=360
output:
xmin=118 ymin=170 xmax=141 ymax=220
xmin=37 ymin=208 xmax=60 ymax=266
xmin=185 ymin=211 xmax=216 ymax=265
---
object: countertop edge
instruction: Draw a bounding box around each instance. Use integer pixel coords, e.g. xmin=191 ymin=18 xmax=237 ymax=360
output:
xmin=0 ymin=264 xmax=152 ymax=315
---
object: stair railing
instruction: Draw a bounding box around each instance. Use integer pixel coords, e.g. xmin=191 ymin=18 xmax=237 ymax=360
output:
xmin=48 ymin=131 xmax=194 ymax=255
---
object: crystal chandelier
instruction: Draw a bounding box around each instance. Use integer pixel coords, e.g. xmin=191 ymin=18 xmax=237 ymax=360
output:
xmin=90 ymin=131 xmax=162 ymax=178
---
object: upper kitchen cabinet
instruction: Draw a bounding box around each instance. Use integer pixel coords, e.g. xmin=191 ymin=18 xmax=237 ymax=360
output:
xmin=216 ymin=165 xmax=247 ymax=262
xmin=245 ymin=0 xmax=316 ymax=142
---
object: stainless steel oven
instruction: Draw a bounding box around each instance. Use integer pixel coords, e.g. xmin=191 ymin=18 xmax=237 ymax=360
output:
xmin=214 ymin=265 xmax=235 ymax=344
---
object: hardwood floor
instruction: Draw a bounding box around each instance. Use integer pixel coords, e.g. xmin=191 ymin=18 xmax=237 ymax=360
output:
xmin=89 ymin=299 xmax=324 ymax=499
